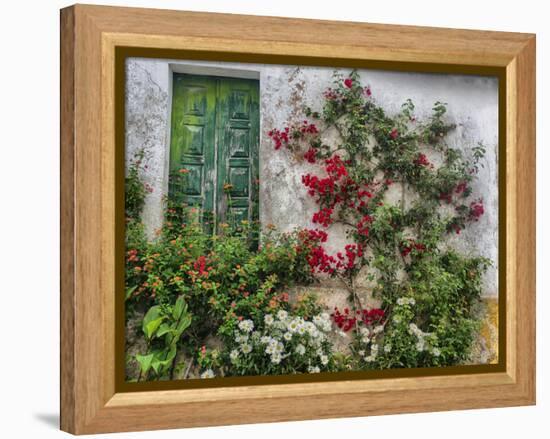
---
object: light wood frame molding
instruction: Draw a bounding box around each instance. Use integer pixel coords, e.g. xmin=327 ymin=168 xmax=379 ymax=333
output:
xmin=60 ymin=4 xmax=536 ymax=434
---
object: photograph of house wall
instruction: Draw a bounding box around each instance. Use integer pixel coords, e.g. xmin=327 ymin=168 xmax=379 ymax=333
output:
xmin=124 ymin=57 xmax=499 ymax=382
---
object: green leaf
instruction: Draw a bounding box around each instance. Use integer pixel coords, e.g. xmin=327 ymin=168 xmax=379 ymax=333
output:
xmin=125 ymin=285 xmax=137 ymax=301
xmin=175 ymin=314 xmax=192 ymax=337
xmin=142 ymin=306 xmax=165 ymax=339
xmin=156 ymin=323 xmax=172 ymax=338
xmin=150 ymin=347 xmax=177 ymax=375
xmin=172 ymin=296 xmax=188 ymax=320
xmin=135 ymin=353 xmax=154 ymax=375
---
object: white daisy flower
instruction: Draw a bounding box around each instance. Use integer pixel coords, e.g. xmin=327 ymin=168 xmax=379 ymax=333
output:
xmin=260 ymin=335 xmax=272 ymax=344
xmin=320 ymin=355 xmax=329 ymax=365
xmin=393 ymin=315 xmax=402 ymax=323
xmin=200 ymin=369 xmax=215 ymax=379
xmin=238 ymin=319 xmax=254 ymax=333
xmin=235 ymin=334 xmax=249 ymax=344
xmin=408 ymin=298 xmax=416 ymax=306
xmin=308 ymin=366 xmax=321 ymax=373
xmin=229 ymin=349 xmax=239 ymax=361
xmin=384 ymin=344 xmax=392 ymax=353
xmin=358 ymin=350 xmax=366 ymax=357
xmin=397 ymin=297 xmax=406 ymax=306
xmin=364 ymin=355 xmax=375 ymax=363
xmin=287 ymin=319 xmax=301 ymax=333
xmin=240 ymin=343 xmax=252 ymax=354
xmin=274 ymin=342 xmax=284 ymax=354
xmin=277 ymin=310 xmax=288 ymax=321
xmin=371 ymin=343 xmax=379 ymax=353
xmin=373 ymin=325 xmax=384 ymax=334
xmin=271 ymin=353 xmax=282 ymax=364
xmin=283 ymin=332 xmax=293 ymax=341
xmin=416 ymin=341 xmax=425 ymax=352
xmin=432 ymin=347 xmax=441 ymax=357
xmin=264 ymin=314 xmax=274 ymax=326
xmin=307 ymin=321 xmax=316 ymax=332
xmin=295 ymin=344 xmax=306 ymax=355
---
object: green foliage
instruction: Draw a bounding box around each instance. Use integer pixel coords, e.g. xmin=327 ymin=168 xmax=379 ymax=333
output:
xmin=134 ymin=296 xmax=192 ymax=381
xmin=125 ymin=149 xmax=148 ymax=221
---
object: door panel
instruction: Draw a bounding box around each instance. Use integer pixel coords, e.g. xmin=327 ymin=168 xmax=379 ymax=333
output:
xmin=169 ymin=75 xmax=217 ymax=228
xmin=217 ymin=78 xmax=260 ymax=227
xmin=169 ymin=73 xmax=259 ymax=232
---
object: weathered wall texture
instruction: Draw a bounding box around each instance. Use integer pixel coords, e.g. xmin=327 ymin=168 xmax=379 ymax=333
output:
xmin=125 ymin=58 xmax=499 ymax=299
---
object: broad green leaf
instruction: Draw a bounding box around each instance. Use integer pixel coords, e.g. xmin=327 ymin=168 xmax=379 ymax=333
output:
xmin=125 ymin=285 xmax=137 ymax=301
xmin=144 ymin=317 xmax=164 ymax=340
xmin=175 ymin=314 xmax=192 ymax=336
xmin=172 ymin=296 xmax=188 ymax=320
xmin=156 ymin=323 xmax=173 ymax=338
xmin=135 ymin=353 xmax=154 ymax=375
xmin=150 ymin=347 xmax=177 ymax=375
xmin=142 ymin=305 xmax=164 ymax=339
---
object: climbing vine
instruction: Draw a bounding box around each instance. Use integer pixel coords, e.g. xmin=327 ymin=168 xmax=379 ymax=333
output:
xmin=269 ymin=70 xmax=491 ymax=368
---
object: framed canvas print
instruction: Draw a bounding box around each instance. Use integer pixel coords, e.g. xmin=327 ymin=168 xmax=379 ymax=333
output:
xmin=60 ymin=4 xmax=536 ymax=435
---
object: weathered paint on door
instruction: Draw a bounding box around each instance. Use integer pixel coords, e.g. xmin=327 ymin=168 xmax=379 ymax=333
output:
xmin=169 ymin=73 xmax=259 ymax=231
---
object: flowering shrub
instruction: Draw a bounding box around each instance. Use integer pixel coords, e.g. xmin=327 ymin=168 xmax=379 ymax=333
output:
xmin=216 ymin=311 xmax=335 ymax=376
xmin=270 ymin=70 xmax=491 ymax=369
xmin=125 ymin=202 xmax=316 ymax=380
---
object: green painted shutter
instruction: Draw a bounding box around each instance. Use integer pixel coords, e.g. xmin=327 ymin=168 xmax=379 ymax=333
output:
xmin=169 ymin=73 xmax=259 ymax=232
xmin=169 ymin=74 xmax=217 ymax=229
xmin=216 ymin=78 xmax=260 ymax=227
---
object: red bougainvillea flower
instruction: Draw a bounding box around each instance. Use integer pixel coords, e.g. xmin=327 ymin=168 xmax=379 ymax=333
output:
xmin=414 ymin=153 xmax=430 ymax=167
xmin=193 ymin=255 xmax=208 ymax=277
xmin=325 ymin=155 xmax=348 ymax=179
xmin=331 ymin=306 xmax=385 ymax=332
xmin=357 ymin=214 xmax=373 ymax=237
xmin=267 ymin=127 xmax=290 ymax=150
xmin=344 ymin=78 xmax=353 ymax=88
xmin=401 ymin=240 xmax=426 ymax=257
xmin=469 ymin=199 xmax=485 ymax=221
xmin=304 ymin=148 xmax=317 ymax=163
xmin=364 ymin=86 xmax=372 ymax=97
xmin=331 ymin=307 xmax=356 ymax=332
xmin=312 ymin=207 xmax=334 ymax=227
xmin=300 ymin=120 xmax=319 ymax=134
xmin=323 ymin=88 xmax=339 ymax=100
xmin=306 ymin=228 xmax=328 ymax=243
xmin=307 ymin=245 xmax=337 ymax=274
xmin=390 ymin=128 xmax=399 ymax=139
xmin=439 ymin=192 xmax=452 ymax=204
xmin=361 ymin=308 xmax=385 ymax=325
xmin=455 ymin=181 xmax=468 ymax=194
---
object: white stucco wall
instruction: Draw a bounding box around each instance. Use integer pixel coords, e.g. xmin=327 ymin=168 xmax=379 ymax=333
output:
xmin=125 ymin=57 xmax=499 ymax=297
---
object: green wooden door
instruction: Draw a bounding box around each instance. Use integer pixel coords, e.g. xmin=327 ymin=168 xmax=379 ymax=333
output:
xmin=169 ymin=73 xmax=259 ymax=232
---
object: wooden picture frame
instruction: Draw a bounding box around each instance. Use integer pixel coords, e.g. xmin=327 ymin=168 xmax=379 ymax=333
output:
xmin=60 ymin=4 xmax=536 ymax=434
